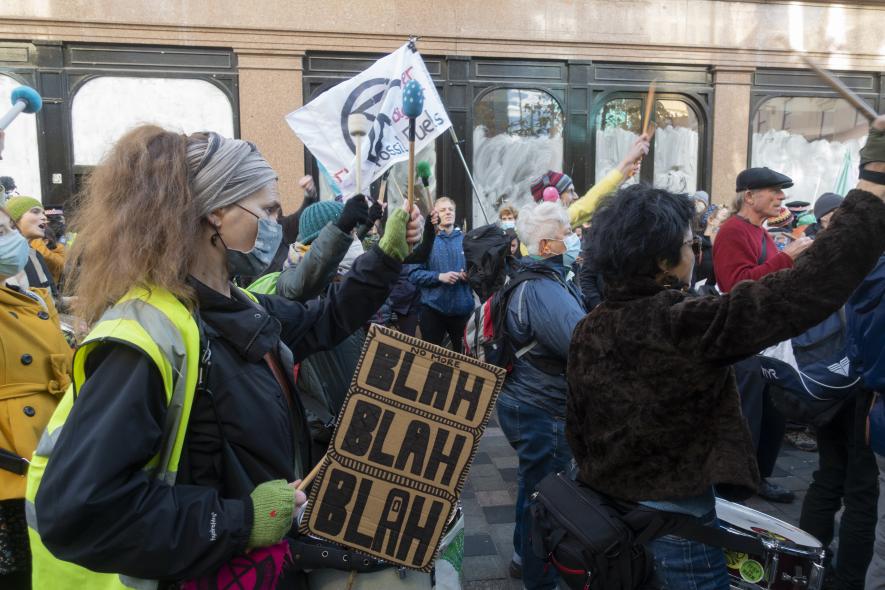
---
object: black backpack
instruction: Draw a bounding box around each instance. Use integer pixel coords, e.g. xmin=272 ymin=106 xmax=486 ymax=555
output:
xmin=463 ymin=268 xmax=566 ymax=375
xmin=462 ymin=223 xmax=512 ymax=302
xmin=530 ymin=470 xmax=764 ymax=590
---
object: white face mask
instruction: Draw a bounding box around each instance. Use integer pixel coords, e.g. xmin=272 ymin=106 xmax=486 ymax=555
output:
xmin=562 ymin=232 xmax=581 ymax=267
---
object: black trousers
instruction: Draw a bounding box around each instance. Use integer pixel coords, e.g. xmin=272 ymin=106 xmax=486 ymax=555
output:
xmin=734 ymin=356 xmax=785 ymax=479
xmin=799 ymin=392 xmax=879 ymax=590
xmin=419 ymin=305 xmax=469 ymax=354
xmin=394 ymin=310 xmax=420 ymax=337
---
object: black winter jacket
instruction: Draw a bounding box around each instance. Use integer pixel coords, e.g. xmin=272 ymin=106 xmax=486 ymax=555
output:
xmin=35 ymin=246 xmax=401 ymax=582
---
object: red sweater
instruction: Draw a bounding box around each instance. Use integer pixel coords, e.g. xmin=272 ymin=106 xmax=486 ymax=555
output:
xmin=712 ymin=215 xmax=794 ymax=292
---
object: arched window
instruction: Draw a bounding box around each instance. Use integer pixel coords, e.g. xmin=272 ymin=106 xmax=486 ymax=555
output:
xmin=0 ymin=74 xmax=42 ymax=200
xmin=596 ymin=96 xmax=700 ymax=194
xmin=473 ymin=88 xmax=564 ymax=224
xmin=71 ymin=76 xmax=235 ymax=166
xmin=751 ymin=96 xmax=868 ymax=200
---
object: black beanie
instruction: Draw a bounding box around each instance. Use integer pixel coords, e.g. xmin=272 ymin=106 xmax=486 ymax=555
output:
xmin=813 ymin=193 xmax=843 ymax=221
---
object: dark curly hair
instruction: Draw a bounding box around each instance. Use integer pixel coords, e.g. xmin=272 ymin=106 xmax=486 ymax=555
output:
xmin=585 ymin=184 xmax=694 ymax=283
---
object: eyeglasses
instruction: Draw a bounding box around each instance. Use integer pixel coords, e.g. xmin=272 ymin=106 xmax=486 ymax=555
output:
xmin=684 ymin=235 xmax=702 ymax=263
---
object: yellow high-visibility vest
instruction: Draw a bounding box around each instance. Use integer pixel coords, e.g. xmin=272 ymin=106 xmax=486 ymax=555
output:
xmin=25 ymin=286 xmax=200 ymax=590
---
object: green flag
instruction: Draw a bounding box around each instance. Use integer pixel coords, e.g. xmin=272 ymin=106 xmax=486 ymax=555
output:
xmin=833 ymin=149 xmax=852 ymax=196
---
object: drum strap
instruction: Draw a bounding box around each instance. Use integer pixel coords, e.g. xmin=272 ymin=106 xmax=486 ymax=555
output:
xmin=665 ymin=516 xmax=765 ymax=555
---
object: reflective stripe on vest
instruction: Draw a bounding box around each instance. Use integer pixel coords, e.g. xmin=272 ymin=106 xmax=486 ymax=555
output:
xmin=25 ymin=286 xmax=199 ymax=590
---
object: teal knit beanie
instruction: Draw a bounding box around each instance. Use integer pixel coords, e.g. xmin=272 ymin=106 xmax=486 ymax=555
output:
xmin=297 ymin=200 xmax=344 ymax=245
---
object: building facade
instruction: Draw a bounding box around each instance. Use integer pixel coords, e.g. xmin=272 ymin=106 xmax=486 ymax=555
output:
xmin=1 ymin=0 xmax=883 ymax=222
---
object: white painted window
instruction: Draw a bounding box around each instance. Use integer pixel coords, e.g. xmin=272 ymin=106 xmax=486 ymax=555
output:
xmin=752 ymin=96 xmax=868 ymax=201
xmin=473 ymin=88 xmax=564 ymax=225
xmin=72 ymin=76 xmax=234 ymax=166
xmin=0 ymin=74 xmax=42 ymax=200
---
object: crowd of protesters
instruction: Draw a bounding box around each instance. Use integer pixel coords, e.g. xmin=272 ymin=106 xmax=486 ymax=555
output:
xmin=0 ymin=110 xmax=884 ymax=590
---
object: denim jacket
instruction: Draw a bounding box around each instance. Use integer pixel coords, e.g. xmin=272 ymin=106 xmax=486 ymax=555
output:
xmin=408 ymin=227 xmax=474 ymax=317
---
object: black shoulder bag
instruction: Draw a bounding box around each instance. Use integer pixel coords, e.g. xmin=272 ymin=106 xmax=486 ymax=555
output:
xmin=530 ymin=470 xmax=765 ymax=590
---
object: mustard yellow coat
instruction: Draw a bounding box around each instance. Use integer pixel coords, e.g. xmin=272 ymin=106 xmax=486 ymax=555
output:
xmin=0 ymin=285 xmax=72 ymax=500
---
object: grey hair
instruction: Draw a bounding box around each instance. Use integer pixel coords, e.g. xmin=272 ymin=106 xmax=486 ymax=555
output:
xmin=516 ymin=201 xmax=570 ymax=256
xmin=732 ymin=191 xmax=748 ymax=213
xmin=185 ymin=132 xmax=278 ymax=218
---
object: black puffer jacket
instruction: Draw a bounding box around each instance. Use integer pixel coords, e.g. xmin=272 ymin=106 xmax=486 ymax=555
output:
xmin=35 ymin=246 xmax=401 ymax=581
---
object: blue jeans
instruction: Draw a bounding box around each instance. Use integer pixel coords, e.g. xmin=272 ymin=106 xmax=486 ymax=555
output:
xmin=496 ymin=393 xmax=572 ymax=590
xmin=648 ymin=510 xmax=730 ymax=590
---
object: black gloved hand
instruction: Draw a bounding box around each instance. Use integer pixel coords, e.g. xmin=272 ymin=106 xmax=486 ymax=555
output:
xmin=368 ymin=199 xmax=383 ymax=224
xmin=336 ymin=195 xmax=369 ymax=235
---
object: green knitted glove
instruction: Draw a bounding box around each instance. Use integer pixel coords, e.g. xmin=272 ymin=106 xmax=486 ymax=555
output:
xmin=860 ymin=124 xmax=885 ymax=168
xmin=248 ymin=479 xmax=296 ymax=549
xmin=378 ymin=207 xmax=411 ymax=261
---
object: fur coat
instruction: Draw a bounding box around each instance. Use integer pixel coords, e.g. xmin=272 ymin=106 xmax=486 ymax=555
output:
xmin=567 ymin=189 xmax=885 ymax=502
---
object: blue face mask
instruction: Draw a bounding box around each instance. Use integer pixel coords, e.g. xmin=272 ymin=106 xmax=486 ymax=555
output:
xmin=563 ymin=232 xmax=581 ymax=267
xmin=0 ymin=230 xmax=30 ymax=277
xmin=500 ymin=220 xmax=516 ymax=230
xmin=216 ymin=205 xmax=283 ymax=277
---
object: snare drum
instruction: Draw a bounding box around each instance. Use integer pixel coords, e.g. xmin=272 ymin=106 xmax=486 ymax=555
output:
xmin=715 ymin=498 xmax=826 ymax=590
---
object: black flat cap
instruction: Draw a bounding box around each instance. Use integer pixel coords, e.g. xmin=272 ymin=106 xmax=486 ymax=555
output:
xmin=736 ymin=167 xmax=793 ymax=192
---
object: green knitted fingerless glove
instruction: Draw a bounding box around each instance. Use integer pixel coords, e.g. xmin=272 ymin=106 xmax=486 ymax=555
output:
xmin=378 ymin=207 xmax=411 ymax=261
xmin=860 ymin=125 xmax=885 ymax=168
xmin=248 ymin=479 xmax=296 ymax=549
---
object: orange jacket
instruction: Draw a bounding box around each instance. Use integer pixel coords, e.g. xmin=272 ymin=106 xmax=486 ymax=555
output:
xmin=0 ymin=285 xmax=72 ymax=499
xmin=29 ymin=239 xmax=66 ymax=284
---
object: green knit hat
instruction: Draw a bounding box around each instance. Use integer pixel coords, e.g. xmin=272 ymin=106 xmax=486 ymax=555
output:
xmin=5 ymin=195 xmax=42 ymax=222
xmin=297 ymin=200 xmax=344 ymax=245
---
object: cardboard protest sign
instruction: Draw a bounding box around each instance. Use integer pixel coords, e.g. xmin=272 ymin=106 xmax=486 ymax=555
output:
xmin=300 ymin=324 xmax=506 ymax=571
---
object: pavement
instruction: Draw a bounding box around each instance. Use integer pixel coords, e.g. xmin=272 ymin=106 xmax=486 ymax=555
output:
xmin=460 ymin=414 xmax=820 ymax=589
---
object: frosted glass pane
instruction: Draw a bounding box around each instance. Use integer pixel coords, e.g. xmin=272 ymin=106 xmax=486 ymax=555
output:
xmin=473 ymin=89 xmax=564 ymax=226
xmin=596 ymin=98 xmax=700 ymax=194
xmin=72 ymin=77 xmax=234 ymax=166
xmin=653 ymin=100 xmax=699 ymax=194
xmin=752 ymin=97 xmax=868 ymax=200
xmin=596 ymin=98 xmax=640 ymax=188
xmin=0 ymin=75 xmax=42 ymax=201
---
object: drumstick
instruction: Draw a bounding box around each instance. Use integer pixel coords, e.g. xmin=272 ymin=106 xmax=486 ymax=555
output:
xmin=378 ymin=177 xmax=388 ymax=205
xmin=389 ymin=174 xmax=406 ymax=203
xmin=401 ymin=80 xmax=425 ymax=211
xmin=642 ymin=80 xmax=657 ymax=136
xmin=348 ymin=114 xmax=371 ymax=195
xmin=296 ymin=458 xmax=325 ymax=492
xmin=800 ymin=55 xmax=878 ymax=121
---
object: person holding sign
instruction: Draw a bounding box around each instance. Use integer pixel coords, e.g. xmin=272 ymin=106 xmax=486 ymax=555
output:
xmin=24 ymin=125 xmax=424 ymax=589
xmin=567 ymin=115 xmax=885 ymax=589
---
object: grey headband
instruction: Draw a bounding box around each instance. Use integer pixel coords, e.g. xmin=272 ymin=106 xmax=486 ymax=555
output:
xmin=186 ymin=132 xmax=278 ymax=218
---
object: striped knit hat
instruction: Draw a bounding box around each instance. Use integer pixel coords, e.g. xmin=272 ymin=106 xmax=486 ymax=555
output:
xmin=530 ymin=171 xmax=573 ymax=203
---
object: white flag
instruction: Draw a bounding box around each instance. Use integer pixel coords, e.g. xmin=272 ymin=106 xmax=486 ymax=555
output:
xmin=286 ymin=43 xmax=451 ymax=197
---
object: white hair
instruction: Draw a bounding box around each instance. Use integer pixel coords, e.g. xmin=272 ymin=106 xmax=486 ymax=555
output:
xmin=516 ymin=202 xmax=570 ymax=255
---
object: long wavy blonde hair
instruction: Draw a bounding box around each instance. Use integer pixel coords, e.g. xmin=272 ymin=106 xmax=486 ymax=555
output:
xmin=65 ymin=125 xmax=199 ymax=324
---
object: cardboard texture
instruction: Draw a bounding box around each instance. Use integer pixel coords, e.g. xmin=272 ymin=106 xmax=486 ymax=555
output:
xmin=301 ymin=325 xmax=506 ymax=571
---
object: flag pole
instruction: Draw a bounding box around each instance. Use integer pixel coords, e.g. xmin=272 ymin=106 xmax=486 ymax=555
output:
xmin=448 ymin=127 xmax=490 ymax=225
